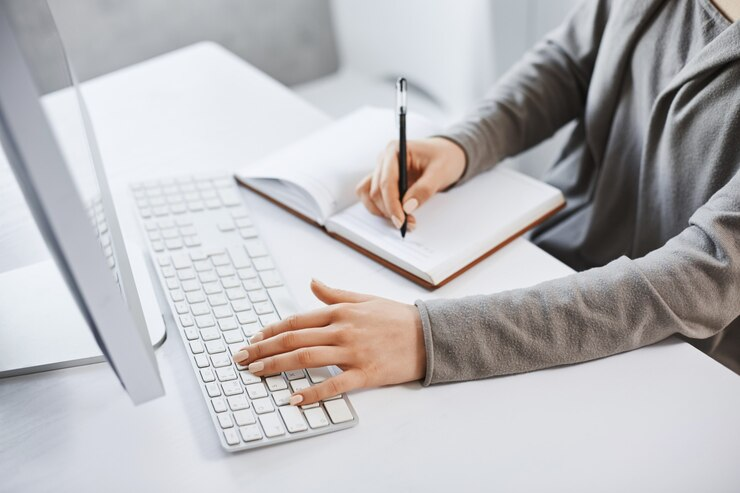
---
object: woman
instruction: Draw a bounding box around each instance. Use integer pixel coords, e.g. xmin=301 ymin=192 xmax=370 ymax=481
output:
xmin=234 ymin=0 xmax=740 ymax=405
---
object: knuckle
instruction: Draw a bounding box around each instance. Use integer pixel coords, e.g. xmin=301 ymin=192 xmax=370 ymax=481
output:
xmin=296 ymin=348 xmax=313 ymax=366
xmin=250 ymin=343 xmax=262 ymax=359
xmin=280 ymin=331 xmax=298 ymax=350
xmin=325 ymin=379 xmax=341 ymax=397
xmin=286 ymin=314 xmax=298 ymax=331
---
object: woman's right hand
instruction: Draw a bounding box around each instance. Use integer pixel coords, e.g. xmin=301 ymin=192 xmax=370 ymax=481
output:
xmin=355 ymin=137 xmax=466 ymax=232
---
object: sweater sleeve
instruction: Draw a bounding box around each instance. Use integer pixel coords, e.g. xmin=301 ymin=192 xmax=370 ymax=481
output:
xmin=416 ymin=171 xmax=740 ymax=385
xmin=440 ymin=0 xmax=611 ymax=184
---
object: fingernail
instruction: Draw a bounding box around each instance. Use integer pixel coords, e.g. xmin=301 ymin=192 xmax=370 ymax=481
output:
xmin=249 ymin=332 xmax=264 ymax=343
xmin=248 ymin=361 xmax=264 ymax=373
xmin=408 ymin=222 xmax=416 ymax=233
xmin=311 ymin=278 xmax=326 ymax=287
xmin=289 ymin=394 xmax=304 ymax=406
xmin=233 ymin=350 xmax=249 ymax=363
xmin=403 ymin=198 xmax=418 ymax=214
xmin=391 ymin=216 xmax=403 ymax=229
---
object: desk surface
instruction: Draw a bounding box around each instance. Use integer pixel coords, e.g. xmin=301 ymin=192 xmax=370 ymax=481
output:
xmin=1 ymin=43 xmax=738 ymax=493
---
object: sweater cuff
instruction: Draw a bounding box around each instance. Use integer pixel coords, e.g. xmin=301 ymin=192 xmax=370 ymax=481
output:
xmin=414 ymin=300 xmax=436 ymax=387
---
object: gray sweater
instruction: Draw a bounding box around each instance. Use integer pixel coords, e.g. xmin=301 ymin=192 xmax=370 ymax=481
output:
xmin=417 ymin=0 xmax=740 ymax=384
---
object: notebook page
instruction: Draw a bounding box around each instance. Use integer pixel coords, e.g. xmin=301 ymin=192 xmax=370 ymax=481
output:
xmin=238 ymin=106 xmax=441 ymax=224
xmin=326 ymin=168 xmax=564 ymax=284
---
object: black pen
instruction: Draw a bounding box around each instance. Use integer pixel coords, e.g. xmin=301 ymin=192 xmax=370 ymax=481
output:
xmin=396 ymin=77 xmax=408 ymax=238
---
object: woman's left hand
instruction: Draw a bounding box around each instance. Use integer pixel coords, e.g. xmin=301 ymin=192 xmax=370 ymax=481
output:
xmin=232 ymin=279 xmax=426 ymax=406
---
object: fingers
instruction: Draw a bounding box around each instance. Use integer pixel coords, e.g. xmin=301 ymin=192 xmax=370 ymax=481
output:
xmin=291 ymin=369 xmax=366 ymax=406
xmin=234 ymin=326 xmax=338 ymax=365
xmin=246 ymin=346 xmax=349 ymax=378
xmin=378 ymin=146 xmax=404 ymax=228
xmin=402 ymin=167 xmax=443 ymax=214
xmin=251 ymin=306 xmax=333 ymax=344
xmin=310 ymin=278 xmax=375 ymax=305
xmin=356 ymin=174 xmax=385 ymax=217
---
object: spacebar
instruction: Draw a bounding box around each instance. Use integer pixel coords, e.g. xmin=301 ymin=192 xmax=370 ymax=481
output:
xmin=267 ymin=286 xmax=300 ymax=320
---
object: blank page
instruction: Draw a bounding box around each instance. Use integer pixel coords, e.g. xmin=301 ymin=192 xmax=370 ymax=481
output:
xmin=326 ymin=167 xmax=564 ymax=284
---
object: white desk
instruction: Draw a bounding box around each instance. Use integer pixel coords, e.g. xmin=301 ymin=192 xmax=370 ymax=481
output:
xmin=1 ymin=43 xmax=738 ymax=493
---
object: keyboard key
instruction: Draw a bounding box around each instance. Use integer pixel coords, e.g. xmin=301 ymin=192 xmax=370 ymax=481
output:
xmin=223 ymin=428 xmax=240 ymax=446
xmin=246 ymin=382 xmax=268 ymax=399
xmin=206 ymin=383 xmax=221 ymax=397
xmin=193 ymin=260 xmax=212 ymax=272
xmin=161 ymin=266 xmax=176 ymax=278
xmin=237 ymin=267 xmax=257 ymax=280
xmin=203 ymin=282 xmax=222 ymax=294
xmin=217 ymin=266 xmax=236 ymax=279
xmin=180 ymin=316 xmax=195 ymax=330
xmin=189 ymin=341 xmax=204 ymax=354
xmin=208 ymin=293 xmax=228 ymax=306
xmin=279 ymin=406 xmax=308 ymax=433
xmin=165 ymin=278 xmax=179 ymax=290
xmin=218 ymin=414 xmax=234 ymax=429
xmin=218 ymin=318 xmax=238 ymax=331
xmin=253 ymin=398 xmax=274 ymax=415
xmin=285 ymin=370 xmax=305 ymax=381
xmin=196 ymin=315 xmax=216 ymax=329
xmin=239 ymin=228 xmax=258 ymax=239
xmin=170 ymin=289 xmax=185 ymax=302
xmin=226 ymin=288 xmax=246 ymax=300
xmin=222 ymin=381 xmax=243 ymax=396
xmin=324 ymin=399 xmax=354 ymax=424
xmin=234 ymin=216 xmax=252 ymax=228
xmin=243 ymin=278 xmax=262 ymax=291
xmin=253 ymin=301 xmax=274 ymax=315
xmin=191 ymin=303 xmax=210 ymax=316
xmin=272 ymin=389 xmax=292 ymax=406
xmin=188 ymin=200 xmax=204 ymax=212
xmin=259 ymin=270 xmax=283 ymax=288
xmin=290 ymin=378 xmax=311 ymax=395
xmin=218 ymin=189 xmax=242 ymax=207
xmin=194 ymin=354 xmax=210 ymax=368
xmin=248 ymin=290 xmax=269 ymax=303
xmin=199 ymin=271 xmax=217 ymax=284
xmin=228 ymin=395 xmax=249 ymax=411
xmin=265 ymin=375 xmax=288 ymax=391
xmin=177 ymin=268 xmax=196 ymax=281
xmin=241 ymin=322 xmax=261 ymax=336
xmin=174 ymin=302 xmax=189 ymax=315
xmin=304 ymin=407 xmax=330 ymax=429
xmin=205 ymin=340 xmax=226 ymax=354
xmin=236 ymin=311 xmax=257 ymax=325
xmin=233 ymin=409 xmax=256 ymax=426
xmin=223 ymin=331 xmax=244 ymax=344
xmin=171 ymin=253 xmax=191 ymax=269
xmin=200 ymin=327 xmax=220 ymax=341
xmin=165 ymin=239 xmax=183 ymax=250
xmin=212 ymin=397 xmax=227 ymax=413
xmin=259 ymin=413 xmax=285 ymax=438
xmin=211 ymin=354 xmax=232 ymax=368
xmin=211 ymin=254 xmax=230 ymax=266
xmin=213 ymin=306 xmax=232 ymax=319
xmin=200 ymin=368 xmax=216 ymax=383
xmin=217 ymin=220 xmax=235 ymax=232
xmin=181 ymin=280 xmax=200 ymax=292
xmin=221 ymin=276 xmax=241 ymax=289
xmin=240 ymin=371 xmax=261 ymax=385
xmin=216 ymin=367 xmax=237 ymax=381
xmin=183 ymin=327 xmax=198 ymax=341
xmin=239 ymin=424 xmax=262 ymax=442
xmin=227 ymin=246 xmax=251 ymax=269
xmin=307 ymin=367 xmax=332 ymax=384
xmin=245 ymin=240 xmax=268 ymax=258
xmin=186 ymin=291 xmax=205 ymax=304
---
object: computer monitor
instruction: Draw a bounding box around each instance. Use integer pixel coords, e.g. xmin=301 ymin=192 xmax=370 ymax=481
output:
xmin=0 ymin=1 xmax=164 ymax=404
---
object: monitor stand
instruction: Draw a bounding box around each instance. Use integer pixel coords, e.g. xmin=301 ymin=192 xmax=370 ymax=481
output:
xmin=0 ymin=259 xmax=166 ymax=377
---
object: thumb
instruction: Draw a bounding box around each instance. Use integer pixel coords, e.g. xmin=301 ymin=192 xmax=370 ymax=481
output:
xmin=310 ymin=279 xmax=375 ymax=305
xmin=402 ymin=169 xmax=443 ymax=215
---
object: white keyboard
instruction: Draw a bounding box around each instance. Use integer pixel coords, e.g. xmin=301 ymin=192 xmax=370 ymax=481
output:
xmin=130 ymin=174 xmax=358 ymax=451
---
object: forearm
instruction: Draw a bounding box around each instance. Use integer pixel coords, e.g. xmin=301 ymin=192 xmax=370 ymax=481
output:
xmin=417 ymin=172 xmax=740 ymax=385
xmin=441 ymin=0 xmax=611 ymax=183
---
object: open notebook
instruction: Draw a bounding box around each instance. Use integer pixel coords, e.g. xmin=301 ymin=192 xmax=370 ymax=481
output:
xmin=236 ymin=107 xmax=565 ymax=289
